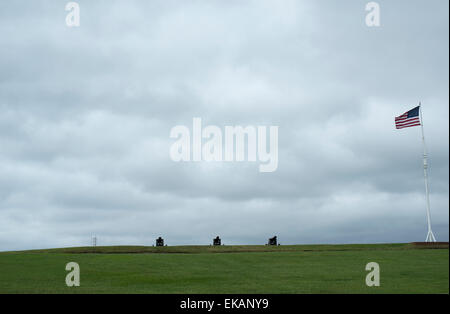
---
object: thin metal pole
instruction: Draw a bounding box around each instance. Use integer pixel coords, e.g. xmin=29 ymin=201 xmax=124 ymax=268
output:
xmin=419 ymin=103 xmax=436 ymax=242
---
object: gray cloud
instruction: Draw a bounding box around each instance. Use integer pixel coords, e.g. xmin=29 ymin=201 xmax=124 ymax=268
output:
xmin=0 ymin=0 xmax=448 ymax=250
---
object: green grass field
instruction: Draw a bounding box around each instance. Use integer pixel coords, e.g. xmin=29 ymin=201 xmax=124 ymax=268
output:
xmin=0 ymin=243 xmax=448 ymax=294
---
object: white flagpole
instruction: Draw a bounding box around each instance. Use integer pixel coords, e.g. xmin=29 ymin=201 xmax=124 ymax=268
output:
xmin=419 ymin=102 xmax=436 ymax=242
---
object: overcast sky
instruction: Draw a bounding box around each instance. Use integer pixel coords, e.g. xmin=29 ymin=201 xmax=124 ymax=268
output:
xmin=0 ymin=0 xmax=448 ymax=251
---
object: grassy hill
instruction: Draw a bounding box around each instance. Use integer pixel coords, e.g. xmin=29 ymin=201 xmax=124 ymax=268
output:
xmin=0 ymin=243 xmax=448 ymax=294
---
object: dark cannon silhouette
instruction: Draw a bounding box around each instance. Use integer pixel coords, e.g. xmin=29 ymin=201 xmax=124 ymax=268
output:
xmin=156 ymin=237 xmax=164 ymax=247
xmin=213 ymin=236 xmax=221 ymax=246
xmin=268 ymin=236 xmax=277 ymax=246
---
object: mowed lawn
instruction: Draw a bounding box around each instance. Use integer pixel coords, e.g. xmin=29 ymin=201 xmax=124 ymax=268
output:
xmin=0 ymin=244 xmax=448 ymax=294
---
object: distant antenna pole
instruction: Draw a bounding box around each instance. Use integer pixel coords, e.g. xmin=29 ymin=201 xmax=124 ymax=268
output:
xmin=419 ymin=103 xmax=437 ymax=242
xmin=92 ymin=235 xmax=97 ymax=247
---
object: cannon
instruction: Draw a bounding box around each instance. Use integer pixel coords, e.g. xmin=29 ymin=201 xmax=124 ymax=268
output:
xmin=213 ymin=236 xmax=221 ymax=246
xmin=268 ymin=236 xmax=277 ymax=246
xmin=156 ymin=237 xmax=164 ymax=247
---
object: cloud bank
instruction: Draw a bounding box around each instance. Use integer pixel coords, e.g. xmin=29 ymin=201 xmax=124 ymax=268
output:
xmin=0 ymin=0 xmax=448 ymax=250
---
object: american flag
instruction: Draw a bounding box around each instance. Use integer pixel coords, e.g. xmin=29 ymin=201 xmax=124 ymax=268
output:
xmin=395 ymin=106 xmax=421 ymax=129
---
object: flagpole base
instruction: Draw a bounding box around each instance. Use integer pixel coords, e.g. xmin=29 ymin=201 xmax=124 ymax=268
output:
xmin=425 ymin=229 xmax=437 ymax=242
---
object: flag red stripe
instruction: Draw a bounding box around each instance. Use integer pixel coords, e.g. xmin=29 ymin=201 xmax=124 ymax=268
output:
xmin=396 ymin=122 xmax=421 ymax=129
xmin=396 ymin=121 xmax=420 ymax=127
xmin=396 ymin=122 xmax=420 ymax=127
xmin=396 ymin=118 xmax=420 ymax=126
xmin=396 ymin=122 xmax=420 ymax=128
xmin=396 ymin=123 xmax=420 ymax=128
